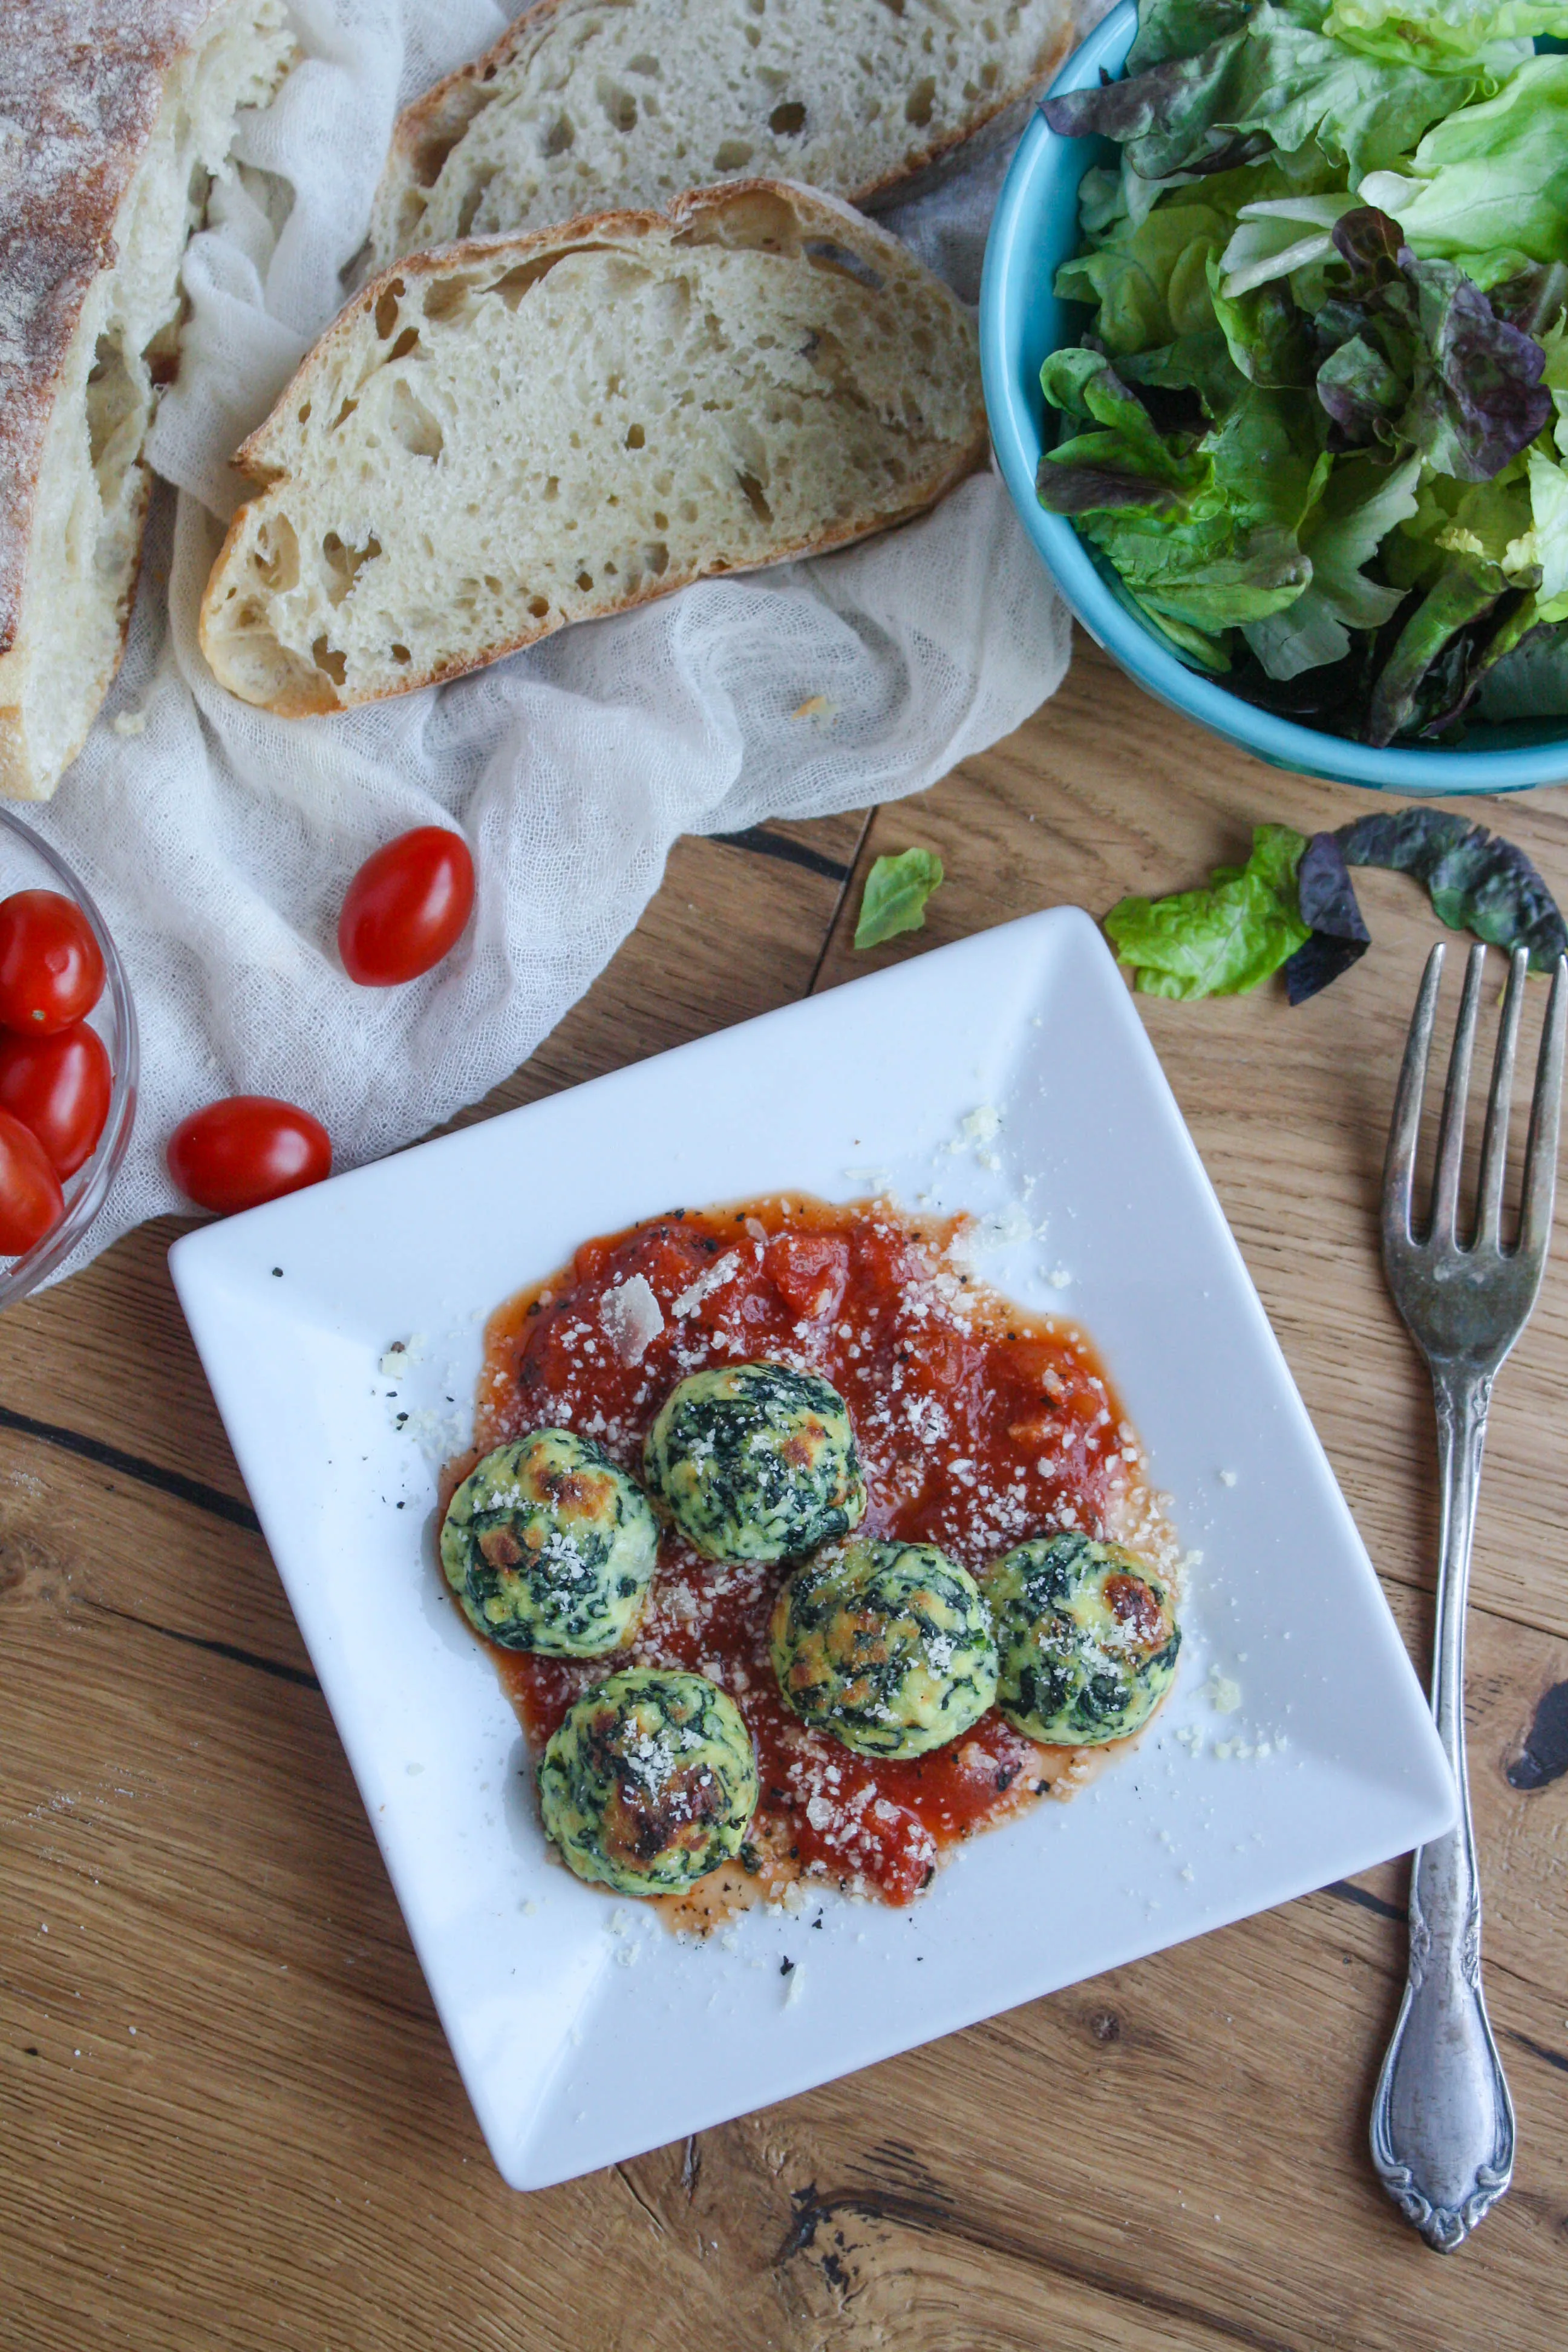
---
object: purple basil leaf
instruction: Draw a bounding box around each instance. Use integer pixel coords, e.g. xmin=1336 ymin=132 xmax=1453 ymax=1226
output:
xmin=1338 ymin=809 xmax=1568 ymax=972
xmin=1283 ymin=932 xmax=1370 ymax=1004
xmin=1283 ymin=831 xmax=1372 ymax=1005
xmin=1297 ymin=831 xmax=1371 ymax=944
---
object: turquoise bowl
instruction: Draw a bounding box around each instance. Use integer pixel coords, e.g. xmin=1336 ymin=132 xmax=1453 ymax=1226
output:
xmin=979 ymin=0 xmax=1568 ymax=792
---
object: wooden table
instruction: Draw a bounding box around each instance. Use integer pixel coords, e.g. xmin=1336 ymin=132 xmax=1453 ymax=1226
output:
xmin=5 ymin=636 xmax=1566 ymax=2351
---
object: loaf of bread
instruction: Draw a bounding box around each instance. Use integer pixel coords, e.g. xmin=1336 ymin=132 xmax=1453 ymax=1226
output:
xmin=0 ymin=0 xmax=295 ymax=802
xmin=198 ymin=181 xmax=987 ymax=717
xmin=370 ymin=0 xmax=1074 ymax=265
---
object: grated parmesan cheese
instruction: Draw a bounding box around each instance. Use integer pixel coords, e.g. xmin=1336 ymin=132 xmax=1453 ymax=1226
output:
xmin=598 ymin=1275 xmax=664 ymax=1365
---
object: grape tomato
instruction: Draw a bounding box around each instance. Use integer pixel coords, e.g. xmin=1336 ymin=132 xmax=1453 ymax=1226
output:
xmin=0 ymin=1107 xmax=65 ymax=1255
xmin=0 ymin=890 xmax=106 ymax=1035
xmin=338 ymin=827 xmax=475 ymax=987
xmin=0 ymin=1024 xmax=112 ymax=1177
xmin=168 ymin=1096 xmax=332 ymax=1215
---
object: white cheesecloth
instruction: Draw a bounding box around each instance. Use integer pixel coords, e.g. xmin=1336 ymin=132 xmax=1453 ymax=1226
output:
xmin=27 ymin=0 xmax=1079 ymax=1276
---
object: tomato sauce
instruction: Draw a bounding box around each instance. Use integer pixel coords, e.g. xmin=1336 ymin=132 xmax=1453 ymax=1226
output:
xmin=453 ymin=1195 xmax=1174 ymax=1918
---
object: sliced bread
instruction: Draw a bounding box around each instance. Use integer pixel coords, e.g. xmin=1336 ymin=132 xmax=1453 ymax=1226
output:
xmin=370 ymin=0 xmax=1074 ymax=265
xmin=198 ymin=180 xmax=987 ymax=717
xmin=0 ymin=0 xmax=296 ymax=802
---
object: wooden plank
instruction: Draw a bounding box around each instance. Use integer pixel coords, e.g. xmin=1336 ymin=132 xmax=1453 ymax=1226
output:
xmin=3 ymin=1416 xmax=1564 ymax=2351
xmin=815 ymin=642 xmax=1568 ymax=1644
xmin=0 ymin=817 xmax=865 ymax=1519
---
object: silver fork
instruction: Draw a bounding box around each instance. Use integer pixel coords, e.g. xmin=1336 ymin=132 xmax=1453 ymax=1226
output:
xmin=1370 ymin=940 xmax=1566 ymax=2253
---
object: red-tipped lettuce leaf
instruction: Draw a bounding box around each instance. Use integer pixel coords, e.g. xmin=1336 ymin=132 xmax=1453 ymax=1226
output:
xmin=1396 ymin=255 xmax=1553 ymax=482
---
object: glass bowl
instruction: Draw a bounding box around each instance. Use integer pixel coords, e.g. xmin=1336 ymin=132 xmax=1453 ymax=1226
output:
xmin=0 ymin=806 xmax=138 ymax=1304
xmin=979 ymin=0 xmax=1568 ymax=792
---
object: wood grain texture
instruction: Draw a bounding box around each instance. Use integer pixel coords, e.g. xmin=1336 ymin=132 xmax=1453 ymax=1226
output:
xmin=4 ymin=652 xmax=1568 ymax=2349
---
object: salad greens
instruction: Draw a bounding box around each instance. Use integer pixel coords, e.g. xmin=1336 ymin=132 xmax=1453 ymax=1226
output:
xmin=853 ymin=848 xmax=945 ymax=949
xmin=1102 ymin=824 xmax=1311 ymax=996
xmin=1339 ymin=806 xmax=1568 ymax=959
xmin=1040 ymin=0 xmax=1568 ymax=743
xmin=1105 ymin=804 xmax=1567 ymax=1000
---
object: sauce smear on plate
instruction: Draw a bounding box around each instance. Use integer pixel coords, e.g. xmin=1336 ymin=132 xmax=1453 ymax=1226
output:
xmin=455 ymin=1195 xmax=1172 ymax=1918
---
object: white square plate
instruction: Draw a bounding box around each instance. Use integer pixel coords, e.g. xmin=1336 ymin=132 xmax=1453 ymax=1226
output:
xmin=171 ymin=907 xmax=1453 ymax=2190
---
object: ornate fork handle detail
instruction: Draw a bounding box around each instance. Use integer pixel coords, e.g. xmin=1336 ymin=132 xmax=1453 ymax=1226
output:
xmin=1369 ymin=1368 xmax=1515 ymax=2252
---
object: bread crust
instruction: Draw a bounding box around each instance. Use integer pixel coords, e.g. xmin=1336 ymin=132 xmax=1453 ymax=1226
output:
xmin=371 ymin=0 xmax=1073 ymax=262
xmin=0 ymin=1 xmax=226 ymax=661
xmin=203 ymin=179 xmax=989 ymax=717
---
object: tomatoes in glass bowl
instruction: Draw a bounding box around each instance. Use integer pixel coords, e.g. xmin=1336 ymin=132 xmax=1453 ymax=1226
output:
xmin=0 ymin=809 xmax=137 ymax=1305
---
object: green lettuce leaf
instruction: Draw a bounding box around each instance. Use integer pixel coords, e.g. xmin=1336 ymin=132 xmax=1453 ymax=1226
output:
xmin=1359 ymin=57 xmax=1568 ymax=270
xmin=1206 ymin=251 xmax=1314 ymax=384
xmin=1056 ymin=194 xmax=1237 ymax=356
xmin=1042 ymin=2 xmax=1487 ymax=186
xmin=1244 ymin=451 xmax=1420 ymax=676
xmin=1039 ymin=350 xmax=1325 ymax=636
xmin=1082 ymin=540 xmax=1238 ymax=672
xmin=853 ymin=849 xmax=944 ymax=950
xmin=1520 ymin=448 xmax=1568 ymax=618
xmin=1327 ymin=0 xmax=1568 ymax=71
xmin=1119 ymin=327 xmax=1253 ymax=419
xmin=1316 ymin=332 xmax=1410 ymax=440
xmin=1037 ymin=350 xmax=1210 ymax=512
xmin=1128 ymin=0 xmax=1266 ymax=73
xmin=1476 ymin=616 xmax=1568 ymax=716
xmin=1218 ymin=191 xmax=1360 ymax=299
xmin=1103 ymin=824 xmax=1312 ymax=998
xmin=1365 ymin=554 xmax=1512 ymax=740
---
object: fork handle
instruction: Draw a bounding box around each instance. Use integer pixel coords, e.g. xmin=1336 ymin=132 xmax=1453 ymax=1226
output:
xmin=1369 ymin=1370 xmax=1515 ymax=2252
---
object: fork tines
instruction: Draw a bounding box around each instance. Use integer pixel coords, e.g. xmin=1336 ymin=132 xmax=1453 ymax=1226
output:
xmin=1385 ymin=942 xmax=1567 ymax=1261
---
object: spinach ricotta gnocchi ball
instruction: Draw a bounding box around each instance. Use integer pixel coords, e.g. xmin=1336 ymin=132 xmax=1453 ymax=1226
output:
xmin=987 ymin=1530 xmax=1180 ymax=1745
xmin=770 ymin=1537 xmax=999 ymax=1759
xmin=643 ymin=1360 xmax=866 ymax=1563
xmin=538 ymin=1668 xmax=759 ymax=1895
xmin=439 ymin=1429 xmax=658 ymax=1655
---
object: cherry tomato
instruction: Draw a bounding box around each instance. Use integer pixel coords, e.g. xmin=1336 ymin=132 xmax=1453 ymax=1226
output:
xmin=0 ymin=889 xmax=105 ymax=1034
xmin=0 ymin=1024 xmax=112 ymax=1177
xmin=168 ymin=1096 xmax=332 ymax=1215
xmin=338 ymin=826 xmax=475 ymax=987
xmin=0 ymin=1106 xmax=65 ymax=1254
